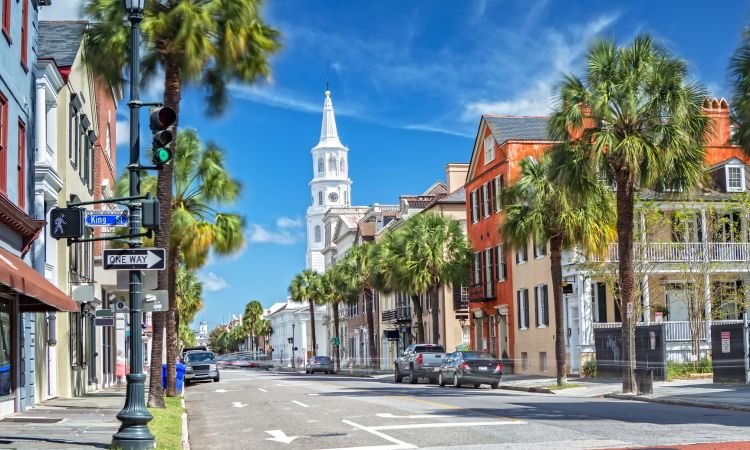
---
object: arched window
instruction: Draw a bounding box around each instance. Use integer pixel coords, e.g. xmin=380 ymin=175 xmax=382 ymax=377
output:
xmin=314 ymin=225 xmax=321 ymax=242
xmin=318 ymin=191 xmax=323 ymax=205
xmin=329 ymin=156 xmax=338 ymax=175
xmin=340 ymin=157 xmax=346 ymax=174
xmin=317 ymin=158 xmax=324 ymax=174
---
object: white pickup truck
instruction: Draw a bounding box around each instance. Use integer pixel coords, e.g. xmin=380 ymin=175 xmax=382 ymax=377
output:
xmin=394 ymin=344 xmax=447 ymax=384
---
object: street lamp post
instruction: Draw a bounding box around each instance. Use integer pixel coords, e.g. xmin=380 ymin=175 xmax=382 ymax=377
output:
xmin=112 ymin=0 xmax=155 ymax=448
xmin=291 ymin=323 xmax=296 ymax=370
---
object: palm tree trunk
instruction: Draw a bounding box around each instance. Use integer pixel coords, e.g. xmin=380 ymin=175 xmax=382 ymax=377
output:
xmin=615 ymin=170 xmax=637 ymax=394
xmin=365 ymin=288 xmax=377 ymax=369
xmin=411 ymin=294 xmax=425 ymax=342
xmin=549 ymin=234 xmax=568 ymax=386
xmin=148 ymin=311 xmax=165 ymax=408
xmin=333 ymin=301 xmax=341 ymax=372
xmin=308 ymin=299 xmax=317 ymax=357
xmin=430 ymin=285 xmax=440 ymax=345
xmin=160 ymin=56 xmax=182 ymax=397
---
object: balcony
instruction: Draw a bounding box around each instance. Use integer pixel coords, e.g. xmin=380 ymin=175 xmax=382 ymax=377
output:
xmin=468 ymin=284 xmax=494 ymax=302
xmin=382 ymin=305 xmax=412 ymax=323
xmin=453 ymin=286 xmax=469 ymax=311
xmin=593 ymin=242 xmax=750 ymax=264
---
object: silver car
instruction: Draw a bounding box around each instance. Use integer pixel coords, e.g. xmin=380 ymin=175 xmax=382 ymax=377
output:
xmin=305 ymin=356 xmax=334 ymax=374
xmin=184 ymin=351 xmax=220 ymax=384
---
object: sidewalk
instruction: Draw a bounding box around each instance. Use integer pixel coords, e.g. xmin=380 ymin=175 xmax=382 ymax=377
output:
xmin=0 ymin=386 xmax=124 ymax=449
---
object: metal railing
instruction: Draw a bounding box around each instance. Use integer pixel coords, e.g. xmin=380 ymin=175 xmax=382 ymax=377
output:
xmin=593 ymin=320 xmax=743 ymax=341
xmin=593 ymin=242 xmax=750 ymax=263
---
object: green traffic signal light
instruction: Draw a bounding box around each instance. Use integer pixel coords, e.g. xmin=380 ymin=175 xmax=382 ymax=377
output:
xmin=152 ymin=147 xmax=172 ymax=165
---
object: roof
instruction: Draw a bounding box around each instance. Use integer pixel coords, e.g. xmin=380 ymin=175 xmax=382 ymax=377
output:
xmin=484 ymin=116 xmax=550 ymax=144
xmin=0 ymin=247 xmax=79 ymax=312
xmin=358 ymin=221 xmax=376 ymax=237
xmin=437 ymin=186 xmax=466 ymax=204
xmin=39 ymin=21 xmax=88 ymax=67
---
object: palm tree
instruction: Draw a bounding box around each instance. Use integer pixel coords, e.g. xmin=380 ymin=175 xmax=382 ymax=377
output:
xmin=730 ymin=26 xmax=750 ymax=153
xmin=243 ymin=300 xmax=264 ymax=352
xmin=84 ymin=0 xmax=279 ymax=407
xmin=176 ymin=263 xmax=203 ymax=338
xmin=549 ymin=35 xmax=710 ymax=393
xmin=289 ymin=270 xmax=323 ymax=357
xmin=501 ymin=154 xmax=616 ymax=386
xmin=115 ymin=129 xmax=244 ymax=402
xmin=341 ymin=244 xmax=379 ymax=369
xmin=254 ymin=319 xmax=272 ymax=355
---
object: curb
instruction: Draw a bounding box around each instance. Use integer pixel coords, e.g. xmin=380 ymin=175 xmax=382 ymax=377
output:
xmin=604 ymin=393 xmax=750 ymax=412
xmin=499 ymin=385 xmax=554 ymax=394
xmin=181 ymin=395 xmax=190 ymax=450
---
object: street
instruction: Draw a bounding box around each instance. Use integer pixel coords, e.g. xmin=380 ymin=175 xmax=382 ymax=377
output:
xmin=185 ymin=370 xmax=750 ymax=450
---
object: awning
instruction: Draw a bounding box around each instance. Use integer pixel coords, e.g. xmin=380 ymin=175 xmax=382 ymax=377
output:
xmin=0 ymin=247 xmax=79 ymax=312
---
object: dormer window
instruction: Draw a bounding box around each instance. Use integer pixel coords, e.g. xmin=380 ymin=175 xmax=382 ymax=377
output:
xmin=726 ymin=165 xmax=745 ymax=192
xmin=484 ymin=135 xmax=495 ymax=164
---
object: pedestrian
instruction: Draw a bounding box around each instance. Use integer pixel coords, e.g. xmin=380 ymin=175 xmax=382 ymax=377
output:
xmin=116 ymin=351 xmax=127 ymax=385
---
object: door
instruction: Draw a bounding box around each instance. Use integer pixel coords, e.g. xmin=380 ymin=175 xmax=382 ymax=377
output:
xmin=566 ymin=297 xmax=580 ymax=373
xmin=666 ymin=287 xmax=689 ymax=321
xmin=498 ymin=314 xmax=508 ymax=360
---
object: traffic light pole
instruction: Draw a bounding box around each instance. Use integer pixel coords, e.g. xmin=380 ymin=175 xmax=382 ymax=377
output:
xmin=112 ymin=7 xmax=155 ymax=449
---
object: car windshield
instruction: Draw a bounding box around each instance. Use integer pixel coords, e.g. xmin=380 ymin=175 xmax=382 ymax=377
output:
xmin=186 ymin=352 xmax=215 ymax=363
xmin=461 ymin=352 xmax=495 ymax=359
xmin=415 ymin=346 xmax=445 ymax=353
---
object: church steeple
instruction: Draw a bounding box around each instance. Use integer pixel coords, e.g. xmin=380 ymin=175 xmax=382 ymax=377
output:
xmin=318 ymin=88 xmax=342 ymax=147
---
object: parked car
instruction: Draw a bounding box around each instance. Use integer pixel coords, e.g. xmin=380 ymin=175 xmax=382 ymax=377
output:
xmin=438 ymin=351 xmax=503 ymax=389
xmin=394 ymin=344 xmax=447 ymax=384
xmin=184 ymin=351 xmax=220 ymax=384
xmin=305 ymin=356 xmax=334 ymax=374
xmin=180 ymin=346 xmax=208 ymax=362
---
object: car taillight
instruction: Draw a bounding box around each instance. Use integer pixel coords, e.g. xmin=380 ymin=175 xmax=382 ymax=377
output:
xmin=494 ymin=363 xmax=503 ymax=373
xmin=460 ymin=362 xmax=470 ymax=372
xmin=416 ymin=354 xmax=423 ymax=364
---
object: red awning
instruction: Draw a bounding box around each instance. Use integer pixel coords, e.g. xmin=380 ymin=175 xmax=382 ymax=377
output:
xmin=0 ymin=247 xmax=79 ymax=312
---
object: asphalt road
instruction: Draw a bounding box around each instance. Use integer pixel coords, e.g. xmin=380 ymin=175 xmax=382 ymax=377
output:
xmin=185 ymin=369 xmax=750 ymax=450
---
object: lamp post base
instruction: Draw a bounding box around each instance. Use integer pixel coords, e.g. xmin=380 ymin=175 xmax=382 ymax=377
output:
xmin=111 ymin=373 xmax=155 ymax=450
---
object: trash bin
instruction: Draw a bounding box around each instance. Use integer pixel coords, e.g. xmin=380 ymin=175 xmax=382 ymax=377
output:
xmin=161 ymin=362 xmax=187 ymax=393
xmin=635 ymin=368 xmax=653 ymax=395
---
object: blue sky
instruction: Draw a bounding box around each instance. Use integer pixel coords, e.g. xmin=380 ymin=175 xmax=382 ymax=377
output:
xmin=45 ymin=1 xmax=750 ymax=330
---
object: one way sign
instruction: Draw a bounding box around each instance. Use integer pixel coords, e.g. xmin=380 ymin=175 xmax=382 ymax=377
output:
xmin=103 ymin=248 xmax=166 ymax=271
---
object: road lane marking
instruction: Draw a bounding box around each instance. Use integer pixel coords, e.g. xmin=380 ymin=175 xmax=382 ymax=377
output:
xmin=376 ymin=413 xmax=452 ymax=419
xmin=232 ymin=402 xmax=248 ymax=408
xmin=371 ymin=420 xmax=525 ymax=431
xmin=291 ymin=400 xmax=309 ymax=408
xmin=308 ymin=393 xmax=320 ymax=396
xmin=392 ymin=395 xmax=522 ymax=422
xmin=331 ymin=419 xmax=416 ymax=450
xmin=258 ymin=388 xmax=268 ymax=392
xmin=265 ymin=429 xmax=297 ymax=444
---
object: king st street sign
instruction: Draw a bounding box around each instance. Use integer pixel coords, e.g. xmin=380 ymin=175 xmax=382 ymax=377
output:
xmin=103 ymin=248 xmax=166 ymax=270
xmin=85 ymin=210 xmax=129 ymax=228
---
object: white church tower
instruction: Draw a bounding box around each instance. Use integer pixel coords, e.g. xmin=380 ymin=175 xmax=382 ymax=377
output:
xmin=306 ymin=89 xmax=352 ymax=272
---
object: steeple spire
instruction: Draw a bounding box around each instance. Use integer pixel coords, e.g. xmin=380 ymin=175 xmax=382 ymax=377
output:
xmin=318 ymin=87 xmax=342 ymax=147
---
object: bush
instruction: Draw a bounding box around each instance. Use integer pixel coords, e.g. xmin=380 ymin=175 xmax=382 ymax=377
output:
xmin=666 ymin=359 xmax=712 ymax=381
xmin=582 ymin=358 xmax=597 ymax=378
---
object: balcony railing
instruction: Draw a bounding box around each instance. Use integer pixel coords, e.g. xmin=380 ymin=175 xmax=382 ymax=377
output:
xmin=593 ymin=242 xmax=750 ymax=263
xmin=468 ymin=283 xmax=494 ymax=302
xmin=453 ymin=287 xmax=469 ymax=311
xmin=381 ymin=305 xmax=411 ymax=323
xmin=593 ymin=320 xmax=742 ymax=341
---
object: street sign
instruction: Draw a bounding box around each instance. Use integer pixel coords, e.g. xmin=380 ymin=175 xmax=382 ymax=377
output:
xmin=85 ymin=210 xmax=129 ymax=228
xmin=113 ymin=297 xmax=128 ymax=313
xmin=721 ymin=331 xmax=731 ymax=353
xmin=626 ymin=302 xmax=633 ymax=319
xmin=103 ymin=248 xmax=166 ymax=270
xmin=49 ymin=207 xmax=85 ymax=239
xmin=95 ymin=317 xmax=115 ymax=326
xmin=96 ymin=309 xmax=113 ymax=318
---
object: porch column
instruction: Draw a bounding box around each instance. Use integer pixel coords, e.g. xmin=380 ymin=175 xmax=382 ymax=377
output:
xmin=704 ymin=271 xmax=711 ymax=342
xmin=579 ymin=275 xmax=594 ymax=347
xmin=35 ymin=82 xmax=47 ymax=164
xmin=642 ymin=275 xmax=650 ymax=324
xmin=32 ymin=189 xmax=45 ymax=273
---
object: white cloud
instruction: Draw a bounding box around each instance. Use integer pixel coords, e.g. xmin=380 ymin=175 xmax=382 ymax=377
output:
xmin=40 ymin=1 xmax=84 ymax=20
xmin=199 ymin=272 xmax=230 ymax=292
xmin=276 ymin=217 xmax=303 ymax=229
xmin=247 ymin=223 xmax=301 ymax=245
xmin=115 ymin=120 xmax=129 ymax=146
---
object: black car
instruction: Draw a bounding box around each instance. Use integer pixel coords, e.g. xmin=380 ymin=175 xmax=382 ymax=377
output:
xmin=437 ymin=351 xmax=503 ymax=389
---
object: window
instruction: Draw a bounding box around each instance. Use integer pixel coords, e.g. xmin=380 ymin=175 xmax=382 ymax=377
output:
xmin=20 ymin=0 xmax=27 ymax=70
xmin=484 ymin=248 xmax=494 ymax=298
xmin=484 ymin=135 xmax=495 ymax=164
xmin=0 ymin=300 xmax=10 ymax=397
xmin=539 ymin=352 xmax=548 ymax=372
xmin=83 ymin=134 xmax=90 ymax=187
xmin=533 ymin=237 xmax=546 ymax=258
xmin=318 ymin=191 xmax=323 ymax=205
xmin=343 ymin=190 xmax=348 ymax=205
xmin=17 ymin=119 xmax=24 ymax=209
xmin=517 ymin=288 xmax=529 ymax=329
xmin=0 ymin=92 xmax=6 ymax=194
xmin=494 ymin=175 xmax=503 ymax=212
xmin=482 ymin=183 xmax=490 ymax=217
xmin=593 ymin=282 xmax=607 ymax=323
xmin=726 ymin=166 xmax=744 ymax=192
xmin=314 ymin=225 xmax=321 ymax=243
xmin=516 ymin=242 xmax=528 ymax=264
xmin=340 ymin=157 xmax=346 ymax=174
xmin=470 ymin=190 xmax=479 ymax=223
xmin=317 ymin=158 xmax=324 ymax=174
xmin=329 ymin=156 xmax=338 ymax=175
xmin=496 ymin=245 xmax=506 ymax=281
xmin=105 ymin=115 xmax=112 ymax=161
xmin=1 ymin=0 xmax=10 ymax=42
xmin=521 ymin=352 xmax=529 ymax=371
xmin=473 ymin=252 xmax=481 ymax=285
xmin=535 ymin=284 xmax=549 ymax=327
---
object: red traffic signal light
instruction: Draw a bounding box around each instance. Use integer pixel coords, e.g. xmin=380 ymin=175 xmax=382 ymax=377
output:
xmin=149 ymin=106 xmax=176 ymax=130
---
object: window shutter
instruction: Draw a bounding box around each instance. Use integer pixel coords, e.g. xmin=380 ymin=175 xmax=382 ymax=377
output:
xmin=524 ymin=291 xmax=530 ymax=330
xmin=534 ymin=287 xmax=540 ymax=327
xmin=597 ymin=283 xmax=607 ymax=322
xmin=543 ymin=285 xmax=549 ymax=326
xmin=517 ymin=291 xmax=522 ymax=328
xmin=488 ymin=180 xmax=494 ymax=215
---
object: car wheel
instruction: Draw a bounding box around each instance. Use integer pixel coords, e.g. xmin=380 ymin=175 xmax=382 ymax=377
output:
xmin=453 ymin=374 xmax=462 ymax=388
xmin=438 ymin=372 xmax=446 ymax=387
xmin=394 ymin=367 xmax=403 ymax=383
xmin=490 ymin=381 xmax=499 ymax=389
xmin=213 ymin=376 xmax=220 ymax=383
xmin=409 ymin=368 xmax=418 ymax=384
xmin=474 ymin=383 xmax=481 ymax=389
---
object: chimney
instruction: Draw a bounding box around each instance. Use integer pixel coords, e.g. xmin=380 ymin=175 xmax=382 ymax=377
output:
xmin=702 ymin=97 xmax=731 ymax=147
xmin=445 ymin=163 xmax=469 ymax=193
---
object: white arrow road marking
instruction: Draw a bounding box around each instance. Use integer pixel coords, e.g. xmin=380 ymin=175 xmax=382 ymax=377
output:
xmin=376 ymin=413 xmax=452 ymax=419
xmin=330 ymin=420 xmax=416 ymax=450
xmin=146 ymin=250 xmax=163 ymax=268
xmin=265 ymin=430 xmax=298 ymax=444
xmin=214 ymin=389 xmax=237 ymax=393
xmin=232 ymin=402 xmax=248 ymax=408
xmin=258 ymin=388 xmax=268 ymax=392
xmin=291 ymin=400 xmax=309 ymax=408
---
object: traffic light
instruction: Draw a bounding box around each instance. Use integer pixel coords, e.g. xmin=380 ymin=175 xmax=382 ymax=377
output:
xmin=142 ymin=193 xmax=160 ymax=231
xmin=149 ymin=106 xmax=177 ymax=167
xmin=49 ymin=207 xmax=85 ymax=239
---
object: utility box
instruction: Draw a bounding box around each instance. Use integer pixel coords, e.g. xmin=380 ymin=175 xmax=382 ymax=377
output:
xmin=711 ymin=322 xmax=747 ymax=384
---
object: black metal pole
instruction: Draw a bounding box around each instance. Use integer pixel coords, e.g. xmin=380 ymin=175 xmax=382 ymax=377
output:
xmin=112 ymin=7 xmax=155 ymax=449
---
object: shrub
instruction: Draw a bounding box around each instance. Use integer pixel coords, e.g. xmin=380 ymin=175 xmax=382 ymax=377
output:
xmin=582 ymin=358 xmax=597 ymax=378
xmin=666 ymin=359 xmax=712 ymax=381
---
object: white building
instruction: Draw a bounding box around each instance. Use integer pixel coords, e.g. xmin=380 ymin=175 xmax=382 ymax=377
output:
xmin=306 ymin=89 xmax=353 ymax=272
xmin=266 ymin=300 xmax=328 ymax=367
